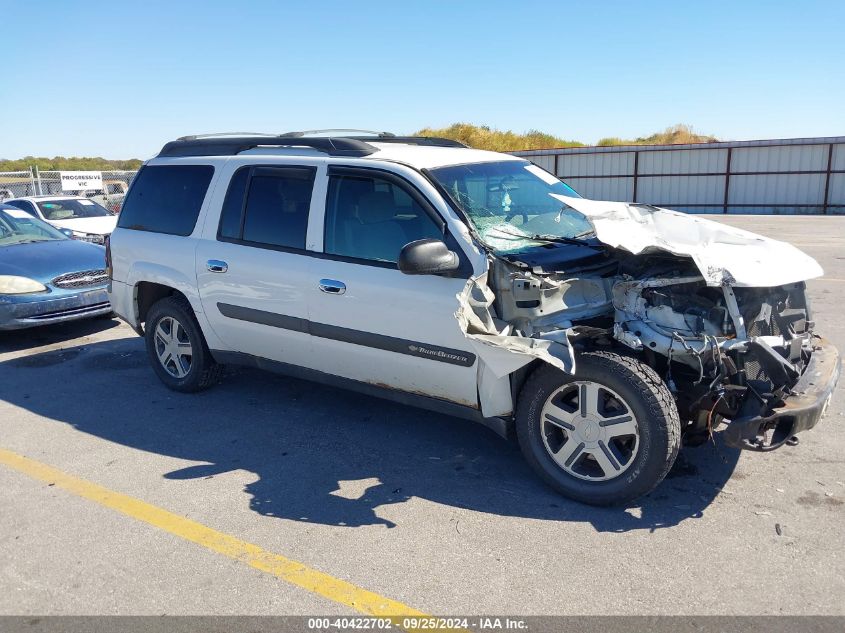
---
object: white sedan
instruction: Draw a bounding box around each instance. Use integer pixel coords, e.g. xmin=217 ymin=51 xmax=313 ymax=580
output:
xmin=3 ymin=196 xmax=117 ymax=244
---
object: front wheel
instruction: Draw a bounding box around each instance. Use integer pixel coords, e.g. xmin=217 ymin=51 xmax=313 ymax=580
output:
xmin=516 ymin=351 xmax=680 ymax=506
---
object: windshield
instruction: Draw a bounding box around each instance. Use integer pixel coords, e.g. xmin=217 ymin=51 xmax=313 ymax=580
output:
xmin=0 ymin=207 xmax=67 ymax=246
xmin=429 ymin=160 xmax=595 ymax=252
xmin=37 ymin=198 xmax=111 ymax=220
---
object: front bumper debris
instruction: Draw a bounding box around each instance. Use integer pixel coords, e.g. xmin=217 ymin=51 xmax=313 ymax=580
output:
xmin=724 ymin=337 xmax=840 ymax=451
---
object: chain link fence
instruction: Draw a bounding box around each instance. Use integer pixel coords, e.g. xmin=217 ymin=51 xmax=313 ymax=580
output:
xmin=0 ymin=170 xmax=37 ymax=201
xmin=0 ymin=169 xmax=138 ymax=212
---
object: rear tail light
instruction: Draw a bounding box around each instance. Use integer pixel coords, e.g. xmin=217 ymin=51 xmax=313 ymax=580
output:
xmin=104 ymin=235 xmax=112 ymax=280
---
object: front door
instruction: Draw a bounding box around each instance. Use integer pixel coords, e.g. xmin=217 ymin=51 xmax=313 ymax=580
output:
xmin=307 ymin=167 xmax=479 ymax=408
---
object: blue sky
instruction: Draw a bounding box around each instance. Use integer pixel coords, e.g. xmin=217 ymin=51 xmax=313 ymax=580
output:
xmin=1 ymin=0 xmax=843 ymax=159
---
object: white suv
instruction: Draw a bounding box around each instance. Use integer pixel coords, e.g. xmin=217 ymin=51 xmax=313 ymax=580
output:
xmin=108 ymin=131 xmax=839 ymax=505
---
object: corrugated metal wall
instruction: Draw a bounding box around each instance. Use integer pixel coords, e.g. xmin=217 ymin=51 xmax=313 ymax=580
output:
xmin=513 ymin=136 xmax=845 ymax=214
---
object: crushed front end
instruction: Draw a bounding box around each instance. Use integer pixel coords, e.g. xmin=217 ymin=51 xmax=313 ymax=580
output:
xmin=611 ymin=262 xmax=840 ymax=450
xmin=431 ymin=161 xmax=837 ymax=452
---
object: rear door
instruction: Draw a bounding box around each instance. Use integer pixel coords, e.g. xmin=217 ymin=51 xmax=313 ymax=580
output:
xmin=195 ymin=163 xmax=318 ymax=367
xmin=306 ymin=166 xmax=479 ymax=408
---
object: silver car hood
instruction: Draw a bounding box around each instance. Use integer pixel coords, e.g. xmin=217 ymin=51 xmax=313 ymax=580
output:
xmin=552 ymin=195 xmax=823 ymax=287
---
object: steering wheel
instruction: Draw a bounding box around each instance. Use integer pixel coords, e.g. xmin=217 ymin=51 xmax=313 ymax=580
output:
xmin=504 ymin=211 xmax=528 ymax=225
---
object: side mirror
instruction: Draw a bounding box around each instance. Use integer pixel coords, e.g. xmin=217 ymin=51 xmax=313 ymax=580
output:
xmin=398 ymin=239 xmax=460 ymax=276
xmin=59 ymin=228 xmax=74 ymax=238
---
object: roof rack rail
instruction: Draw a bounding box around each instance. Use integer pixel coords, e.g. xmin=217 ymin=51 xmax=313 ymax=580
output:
xmin=276 ymin=130 xmax=465 ymax=148
xmin=349 ymin=136 xmax=468 ymax=148
xmin=157 ymin=132 xmax=469 ymax=158
xmin=157 ymin=135 xmax=379 ymax=158
xmin=279 ymin=129 xmax=396 ymax=138
xmin=177 ymin=132 xmax=278 ymax=141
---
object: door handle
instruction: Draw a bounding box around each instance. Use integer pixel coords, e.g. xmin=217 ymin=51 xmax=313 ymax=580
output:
xmin=319 ymin=279 xmax=346 ymax=295
xmin=207 ymin=260 xmax=228 ymax=273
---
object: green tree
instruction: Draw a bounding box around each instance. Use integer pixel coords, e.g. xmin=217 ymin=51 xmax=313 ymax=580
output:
xmin=414 ymin=123 xmax=718 ymax=151
xmin=413 ymin=123 xmax=583 ymax=151
xmin=597 ymin=124 xmax=717 ymax=147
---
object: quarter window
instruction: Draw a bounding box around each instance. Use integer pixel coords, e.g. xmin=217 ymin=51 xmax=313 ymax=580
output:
xmin=324 ymin=174 xmax=443 ymax=263
xmin=118 ymin=165 xmax=214 ymax=236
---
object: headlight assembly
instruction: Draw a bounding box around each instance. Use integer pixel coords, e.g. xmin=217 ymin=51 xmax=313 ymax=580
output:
xmin=0 ymin=275 xmax=48 ymax=294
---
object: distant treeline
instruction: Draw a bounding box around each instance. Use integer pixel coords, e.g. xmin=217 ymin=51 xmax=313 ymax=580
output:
xmin=0 ymin=157 xmax=143 ymax=171
xmin=415 ymin=123 xmax=718 ymax=151
xmin=414 ymin=123 xmax=584 ymax=152
xmin=595 ymin=124 xmax=718 ymax=147
xmin=1 ymin=125 xmax=720 ymax=167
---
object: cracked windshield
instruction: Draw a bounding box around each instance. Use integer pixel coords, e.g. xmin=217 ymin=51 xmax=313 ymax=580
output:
xmin=429 ymin=161 xmax=594 ymax=252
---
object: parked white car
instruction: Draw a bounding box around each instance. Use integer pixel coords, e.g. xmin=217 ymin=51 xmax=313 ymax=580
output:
xmin=4 ymin=195 xmax=117 ymax=244
xmin=107 ymin=131 xmax=839 ymax=505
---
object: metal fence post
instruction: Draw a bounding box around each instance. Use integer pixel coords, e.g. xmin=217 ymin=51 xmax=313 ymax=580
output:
xmin=822 ymin=143 xmax=833 ymax=214
xmin=29 ymin=167 xmax=36 ymax=197
xmin=34 ymin=166 xmax=43 ymax=195
xmin=632 ymin=150 xmax=639 ymax=203
xmin=723 ymin=147 xmax=732 ymax=214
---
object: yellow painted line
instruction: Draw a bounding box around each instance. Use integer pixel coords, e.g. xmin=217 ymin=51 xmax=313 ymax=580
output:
xmin=0 ymin=447 xmax=432 ymax=623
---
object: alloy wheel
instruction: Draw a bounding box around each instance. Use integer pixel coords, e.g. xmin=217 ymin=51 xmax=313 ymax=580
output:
xmin=153 ymin=316 xmax=193 ymax=379
xmin=540 ymin=381 xmax=640 ymax=481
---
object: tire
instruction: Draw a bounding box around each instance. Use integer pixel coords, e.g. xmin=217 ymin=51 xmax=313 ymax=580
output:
xmin=515 ymin=350 xmax=680 ymax=506
xmin=144 ymin=296 xmax=222 ymax=393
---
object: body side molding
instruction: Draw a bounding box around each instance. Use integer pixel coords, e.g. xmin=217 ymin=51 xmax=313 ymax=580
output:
xmin=216 ymin=302 xmax=477 ymax=367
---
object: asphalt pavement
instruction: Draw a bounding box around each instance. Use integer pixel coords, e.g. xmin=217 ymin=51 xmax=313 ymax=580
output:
xmin=0 ymin=215 xmax=843 ymax=616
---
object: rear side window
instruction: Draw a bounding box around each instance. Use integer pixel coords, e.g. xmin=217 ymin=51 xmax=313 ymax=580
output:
xmin=217 ymin=166 xmax=315 ymax=250
xmin=118 ymin=165 xmax=214 ymax=236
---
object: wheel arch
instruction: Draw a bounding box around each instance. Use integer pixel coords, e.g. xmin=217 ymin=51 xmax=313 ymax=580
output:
xmin=135 ymin=282 xmax=190 ymax=326
xmin=120 ymin=256 xmax=202 ymax=335
xmin=126 ymin=261 xmax=203 ymax=325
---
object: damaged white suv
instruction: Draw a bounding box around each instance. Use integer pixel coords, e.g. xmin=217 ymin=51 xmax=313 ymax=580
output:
xmin=107 ymin=131 xmax=840 ymax=505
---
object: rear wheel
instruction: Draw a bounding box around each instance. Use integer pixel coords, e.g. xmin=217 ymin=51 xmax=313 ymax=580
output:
xmin=144 ymin=296 xmax=222 ymax=392
xmin=516 ymin=351 xmax=680 ymax=505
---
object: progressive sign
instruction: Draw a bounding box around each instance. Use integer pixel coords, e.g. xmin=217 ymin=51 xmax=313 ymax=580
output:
xmin=60 ymin=171 xmax=103 ymax=192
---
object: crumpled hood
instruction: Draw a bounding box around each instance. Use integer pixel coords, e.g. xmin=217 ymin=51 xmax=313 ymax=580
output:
xmin=47 ymin=215 xmax=117 ymax=236
xmin=552 ymin=195 xmax=823 ymax=287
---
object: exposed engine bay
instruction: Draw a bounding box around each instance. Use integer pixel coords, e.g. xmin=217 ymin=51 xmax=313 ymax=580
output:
xmin=460 ymin=248 xmax=821 ymax=451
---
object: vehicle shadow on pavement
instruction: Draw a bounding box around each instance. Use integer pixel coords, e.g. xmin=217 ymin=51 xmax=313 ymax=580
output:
xmin=0 ymin=337 xmax=742 ymax=533
xmin=0 ymin=317 xmax=120 ymax=353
